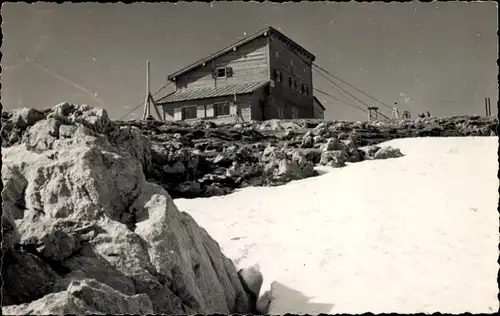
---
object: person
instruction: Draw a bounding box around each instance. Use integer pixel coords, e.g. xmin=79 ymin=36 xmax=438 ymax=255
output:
xmin=426 ymin=111 xmax=431 ymax=117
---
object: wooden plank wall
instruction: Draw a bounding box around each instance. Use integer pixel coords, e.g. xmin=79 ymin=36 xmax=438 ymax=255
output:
xmin=268 ymin=34 xmax=314 ymax=119
xmin=161 ymin=94 xmax=252 ymax=123
xmin=176 ymin=36 xmax=269 ymax=90
xmin=313 ymin=102 xmax=325 ymax=119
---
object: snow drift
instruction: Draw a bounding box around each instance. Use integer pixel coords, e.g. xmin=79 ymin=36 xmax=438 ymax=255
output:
xmin=175 ymin=136 xmax=499 ymax=314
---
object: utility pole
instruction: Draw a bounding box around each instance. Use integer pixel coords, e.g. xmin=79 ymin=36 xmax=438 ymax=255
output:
xmin=367 ymin=106 xmax=379 ymax=121
xmin=484 ymin=97 xmax=492 ymax=117
xmin=142 ymin=60 xmax=163 ymax=121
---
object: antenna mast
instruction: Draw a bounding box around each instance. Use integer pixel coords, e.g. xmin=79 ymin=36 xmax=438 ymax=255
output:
xmin=142 ymin=60 xmax=163 ymax=121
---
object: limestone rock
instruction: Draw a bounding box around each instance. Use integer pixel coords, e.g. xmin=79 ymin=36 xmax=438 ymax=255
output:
xmin=374 ymin=146 xmax=404 ymax=160
xmin=320 ymin=150 xmax=347 ymax=168
xmin=11 ymin=107 xmax=45 ymax=129
xmin=2 ymin=278 xmax=154 ymax=315
xmin=1 ymin=250 xmax=60 ymax=306
xmin=322 ymin=137 xmax=345 ymax=152
xmin=1 ymin=107 xmax=253 ymax=314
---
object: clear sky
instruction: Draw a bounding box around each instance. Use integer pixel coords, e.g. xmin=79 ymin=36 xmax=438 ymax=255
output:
xmin=2 ymin=1 xmax=498 ymax=121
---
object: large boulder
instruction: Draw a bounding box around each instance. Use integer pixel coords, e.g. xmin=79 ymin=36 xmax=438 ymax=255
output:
xmin=2 ymin=278 xmax=154 ymax=315
xmin=1 ymin=107 xmax=254 ymax=315
xmin=262 ymin=146 xmax=315 ymax=181
xmin=319 ymin=150 xmax=348 ymax=168
xmin=374 ymin=146 xmax=404 ymax=160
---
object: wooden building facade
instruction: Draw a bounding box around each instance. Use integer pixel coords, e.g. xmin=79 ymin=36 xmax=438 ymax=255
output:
xmin=313 ymin=96 xmax=326 ymax=119
xmin=156 ymin=26 xmax=319 ymax=123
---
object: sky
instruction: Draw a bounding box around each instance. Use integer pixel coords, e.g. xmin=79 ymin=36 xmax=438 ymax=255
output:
xmin=1 ymin=1 xmax=498 ymax=121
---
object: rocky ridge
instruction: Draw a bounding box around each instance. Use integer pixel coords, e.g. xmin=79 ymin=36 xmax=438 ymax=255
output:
xmin=119 ymin=114 xmax=496 ymax=198
xmin=2 ymin=106 xmax=497 ymax=201
xmin=1 ymin=104 xmax=258 ymax=315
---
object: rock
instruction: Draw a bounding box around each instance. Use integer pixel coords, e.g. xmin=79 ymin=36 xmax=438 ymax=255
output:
xmin=1 ymin=107 xmax=254 ymax=314
xmin=2 ymin=278 xmax=154 ymax=315
xmin=59 ymin=124 xmax=78 ymax=138
xmin=214 ymin=154 xmax=233 ymax=167
xmin=320 ymin=150 xmax=347 ymax=168
xmin=261 ymin=146 xmax=286 ymax=163
xmin=108 ymin=126 xmax=153 ymax=174
xmin=301 ymin=148 xmax=322 ymax=165
xmin=322 ymin=137 xmax=345 ymax=152
xmin=238 ymin=264 xmax=264 ymax=314
xmin=22 ymin=118 xmax=61 ymax=151
xmin=36 ymin=230 xmax=78 ymax=262
xmin=52 ymin=101 xmax=75 ymax=117
xmin=238 ymin=264 xmax=263 ymax=299
xmin=177 ymin=180 xmax=202 ymax=196
xmin=343 ymin=139 xmax=364 ymax=163
xmin=374 ymin=146 xmax=404 ymax=160
xmin=11 ymin=107 xmax=45 ymax=129
xmin=163 ymin=160 xmax=186 ymax=174
xmin=1 ymin=250 xmax=60 ymax=306
xmin=300 ymin=135 xmax=314 ymax=148
xmin=265 ymin=149 xmax=315 ymax=181
xmin=1 ymin=210 xmax=20 ymax=251
xmin=1 ymin=164 xmax=28 ymax=221
xmin=205 ymin=185 xmax=225 ymax=196
xmin=70 ymin=105 xmax=113 ymax=135
xmin=360 ymin=145 xmax=382 ymax=159
xmin=312 ymin=135 xmax=324 ymax=144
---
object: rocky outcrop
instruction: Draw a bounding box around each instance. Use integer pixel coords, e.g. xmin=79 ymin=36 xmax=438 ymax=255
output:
xmin=3 ymin=105 xmax=496 ymax=201
xmin=1 ymin=104 xmax=254 ymax=315
xmin=2 ymin=279 xmax=154 ymax=315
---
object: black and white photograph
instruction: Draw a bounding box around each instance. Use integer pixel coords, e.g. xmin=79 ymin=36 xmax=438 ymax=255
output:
xmin=1 ymin=1 xmax=498 ymax=315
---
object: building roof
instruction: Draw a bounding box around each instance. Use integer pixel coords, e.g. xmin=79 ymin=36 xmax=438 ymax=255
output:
xmin=156 ymin=81 xmax=270 ymax=104
xmin=313 ymin=96 xmax=326 ymax=110
xmin=167 ymin=26 xmax=316 ymax=81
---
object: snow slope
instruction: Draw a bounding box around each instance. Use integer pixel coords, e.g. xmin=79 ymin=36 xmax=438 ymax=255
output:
xmin=175 ymin=137 xmax=499 ymax=314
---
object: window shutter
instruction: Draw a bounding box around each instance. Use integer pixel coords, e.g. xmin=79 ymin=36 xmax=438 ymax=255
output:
xmin=174 ymin=107 xmax=183 ymax=121
xmin=197 ymin=105 xmax=206 ymax=118
xmin=226 ymin=67 xmax=233 ymax=77
xmin=206 ymin=104 xmax=214 ymax=117
xmin=230 ymin=102 xmax=237 ymax=115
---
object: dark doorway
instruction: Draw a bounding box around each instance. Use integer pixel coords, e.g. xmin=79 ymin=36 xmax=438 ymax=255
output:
xmin=259 ymin=100 xmax=265 ymax=120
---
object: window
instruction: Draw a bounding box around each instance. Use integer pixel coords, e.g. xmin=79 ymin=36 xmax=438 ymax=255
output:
xmin=301 ymin=84 xmax=305 ymax=95
xmin=277 ymin=107 xmax=284 ymax=119
xmin=288 ymin=77 xmax=293 ymax=88
xmin=217 ymin=68 xmax=226 ymax=78
xmin=290 ymin=60 xmax=294 ymax=66
xmin=293 ymin=79 xmax=298 ymax=90
xmin=304 ymin=84 xmax=309 ymax=96
xmin=275 ymin=51 xmax=280 ymax=58
xmin=214 ymin=102 xmax=230 ymax=116
xmin=273 ymin=69 xmax=282 ymax=83
xmin=213 ymin=67 xmax=233 ymax=79
xmin=181 ymin=106 xmax=197 ymax=120
xmin=291 ymin=106 xmax=299 ymax=119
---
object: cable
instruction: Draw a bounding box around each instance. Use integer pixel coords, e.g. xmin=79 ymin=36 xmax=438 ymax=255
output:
xmin=117 ymin=82 xmax=171 ymax=120
xmin=313 ymin=63 xmax=394 ymax=111
xmin=314 ymin=88 xmax=367 ymax=113
xmin=272 ymin=38 xmax=391 ymax=120
xmin=313 ymin=67 xmax=373 ymax=109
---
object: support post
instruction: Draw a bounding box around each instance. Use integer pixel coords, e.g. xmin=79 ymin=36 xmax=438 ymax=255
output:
xmin=487 ymin=97 xmax=492 ymax=116
xmin=485 ymin=97 xmax=489 ymax=116
xmin=367 ymin=106 xmax=379 ymax=121
xmin=142 ymin=60 xmax=163 ymax=121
